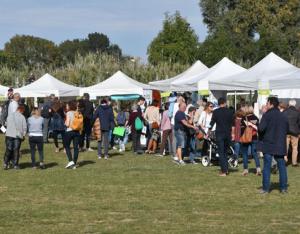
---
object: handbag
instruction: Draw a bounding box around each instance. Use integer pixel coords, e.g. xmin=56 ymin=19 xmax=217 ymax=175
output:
xmin=151 ymin=122 xmax=159 ymax=129
xmin=113 ymin=126 xmax=126 ymax=137
xmin=240 ymin=117 xmax=253 ymax=144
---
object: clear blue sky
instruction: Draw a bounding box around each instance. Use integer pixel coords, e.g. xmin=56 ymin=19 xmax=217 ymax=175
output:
xmin=0 ymin=0 xmax=207 ymax=60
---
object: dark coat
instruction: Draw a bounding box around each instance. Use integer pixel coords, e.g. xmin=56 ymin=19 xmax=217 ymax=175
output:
xmin=82 ymin=100 xmax=94 ymax=120
xmin=258 ymin=108 xmax=289 ymax=156
xmin=284 ymin=106 xmax=300 ymax=136
xmin=209 ymin=107 xmax=234 ymax=138
xmin=93 ymin=104 xmax=114 ymax=131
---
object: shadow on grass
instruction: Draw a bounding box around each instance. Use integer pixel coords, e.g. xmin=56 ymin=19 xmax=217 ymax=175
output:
xmin=78 ymin=160 xmax=96 ymax=167
xmin=257 ymin=183 xmax=290 ymax=192
xmin=19 ymin=162 xmax=59 ymax=169
xmin=20 ymin=149 xmax=31 ymax=155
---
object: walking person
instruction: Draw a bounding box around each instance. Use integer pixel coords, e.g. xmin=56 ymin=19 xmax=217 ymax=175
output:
xmin=240 ymin=105 xmax=261 ymax=176
xmin=231 ymin=108 xmax=244 ymax=162
xmin=93 ymin=99 xmax=115 ymax=159
xmin=258 ymin=97 xmax=289 ymax=194
xmin=157 ymin=102 xmax=172 ymax=157
xmin=284 ymin=99 xmax=300 ymax=167
xmin=64 ymin=101 xmax=83 ymax=169
xmin=209 ymin=98 xmax=234 ymax=176
xmin=144 ymin=100 xmax=160 ymax=150
xmin=185 ymin=106 xmax=198 ymax=164
xmin=41 ymin=94 xmax=55 ymax=143
xmin=3 ymin=105 xmax=27 ymax=170
xmin=50 ymin=100 xmax=66 ymax=153
xmin=28 ymin=107 xmax=45 ymax=169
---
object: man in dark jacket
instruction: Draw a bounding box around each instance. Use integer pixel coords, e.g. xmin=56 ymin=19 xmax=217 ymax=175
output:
xmin=284 ymin=99 xmax=300 ymax=166
xmin=93 ymin=99 xmax=114 ymax=159
xmin=79 ymin=93 xmax=94 ymax=152
xmin=258 ymin=97 xmax=289 ymax=194
xmin=41 ymin=94 xmax=55 ymax=143
xmin=209 ymin=97 xmax=234 ymax=176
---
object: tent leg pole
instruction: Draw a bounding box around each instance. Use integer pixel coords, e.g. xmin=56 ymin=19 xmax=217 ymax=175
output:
xmin=234 ymin=91 xmax=237 ymax=111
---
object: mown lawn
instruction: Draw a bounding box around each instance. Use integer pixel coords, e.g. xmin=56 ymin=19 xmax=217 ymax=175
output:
xmin=0 ymin=135 xmax=300 ymax=234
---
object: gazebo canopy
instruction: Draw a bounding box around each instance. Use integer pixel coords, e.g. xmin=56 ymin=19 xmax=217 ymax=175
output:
xmin=16 ymin=73 xmax=80 ymax=97
xmin=80 ymin=71 xmax=150 ymax=96
xmin=149 ymin=60 xmax=208 ymax=91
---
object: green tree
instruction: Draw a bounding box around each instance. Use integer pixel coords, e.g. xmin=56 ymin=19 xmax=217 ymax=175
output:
xmin=147 ymin=11 xmax=200 ymax=65
xmin=199 ymin=0 xmax=300 ymax=65
xmin=4 ymin=35 xmax=62 ymax=68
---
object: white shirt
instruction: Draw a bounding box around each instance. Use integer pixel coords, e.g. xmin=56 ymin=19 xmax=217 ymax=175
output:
xmin=8 ymin=100 xmax=18 ymax=117
xmin=198 ymin=111 xmax=215 ymax=133
xmin=171 ymin=103 xmax=179 ymax=125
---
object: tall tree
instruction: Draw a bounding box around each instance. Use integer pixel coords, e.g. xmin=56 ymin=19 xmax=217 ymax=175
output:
xmin=199 ymin=0 xmax=300 ymax=65
xmin=4 ymin=35 xmax=61 ymax=68
xmin=147 ymin=11 xmax=200 ymax=65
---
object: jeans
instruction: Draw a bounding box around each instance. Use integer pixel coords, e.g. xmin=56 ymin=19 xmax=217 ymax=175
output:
xmin=241 ymin=141 xmax=260 ymax=170
xmin=187 ymin=135 xmax=196 ymax=161
xmin=29 ymin=136 xmax=44 ymax=166
xmin=234 ymin=142 xmax=240 ymax=160
xmin=118 ymin=132 xmax=128 ymax=150
xmin=98 ymin=130 xmax=109 ymax=156
xmin=160 ymin=129 xmax=172 ymax=155
xmin=171 ymin=125 xmax=176 ymax=157
xmin=216 ymin=135 xmax=230 ymax=173
xmin=43 ymin=118 xmax=50 ymax=142
xmin=109 ymin=130 xmax=114 ymax=148
xmin=4 ymin=137 xmax=22 ymax=167
xmin=262 ymin=154 xmax=288 ymax=192
xmin=52 ymin=130 xmax=65 ymax=148
xmin=79 ymin=118 xmax=92 ymax=149
xmin=132 ymin=131 xmax=141 ymax=153
xmin=63 ymin=130 xmax=80 ymax=164
xmin=175 ymin=130 xmax=186 ymax=149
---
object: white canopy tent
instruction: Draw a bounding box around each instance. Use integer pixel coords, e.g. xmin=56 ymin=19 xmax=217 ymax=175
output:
xmin=0 ymin=85 xmax=8 ymax=96
xmin=149 ymin=60 xmax=208 ymax=91
xmin=80 ymin=71 xmax=150 ymax=96
xmin=16 ymin=73 xmax=80 ymax=97
xmin=171 ymin=57 xmax=245 ymax=93
xmin=209 ymin=52 xmax=300 ymax=91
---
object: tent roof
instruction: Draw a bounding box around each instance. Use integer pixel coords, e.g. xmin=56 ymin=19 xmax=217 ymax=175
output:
xmin=149 ymin=60 xmax=208 ymax=91
xmin=80 ymin=71 xmax=150 ymax=96
xmin=16 ymin=73 xmax=80 ymax=97
xmin=210 ymin=52 xmax=300 ymax=90
xmin=171 ymin=57 xmax=245 ymax=91
xmin=0 ymin=85 xmax=8 ymax=96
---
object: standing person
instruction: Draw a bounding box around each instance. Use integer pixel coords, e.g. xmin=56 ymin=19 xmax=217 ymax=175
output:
xmin=28 ymin=108 xmax=45 ymax=169
xmin=20 ymin=98 xmax=30 ymax=119
xmin=240 ymin=105 xmax=261 ymax=176
xmin=115 ymin=108 xmax=127 ymax=152
xmin=3 ymin=105 xmax=27 ymax=170
xmin=144 ymin=100 xmax=160 ymax=152
xmin=174 ymin=103 xmax=198 ymax=165
xmin=137 ymin=96 xmax=146 ymax=115
xmin=64 ymin=101 xmax=82 ymax=169
xmin=0 ymin=88 xmax=14 ymax=127
xmin=258 ymin=97 xmax=288 ymax=194
xmin=50 ymin=100 xmax=66 ymax=153
xmin=231 ymin=108 xmax=244 ymax=162
xmin=41 ymin=94 xmax=55 ymax=143
xmin=79 ymin=93 xmax=94 ymax=152
xmin=209 ymin=97 xmax=234 ymax=176
xmin=157 ymin=102 xmax=172 ymax=157
xmin=127 ymin=104 xmax=144 ymax=154
xmin=7 ymin=92 xmax=20 ymax=117
xmin=185 ymin=106 xmax=198 ymax=164
xmin=284 ymin=99 xmax=300 ymax=167
xmin=93 ymin=99 xmax=115 ymax=159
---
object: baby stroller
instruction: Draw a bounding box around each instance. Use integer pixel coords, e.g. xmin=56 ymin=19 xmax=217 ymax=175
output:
xmin=200 ymin=130 xmax=238 ymax=168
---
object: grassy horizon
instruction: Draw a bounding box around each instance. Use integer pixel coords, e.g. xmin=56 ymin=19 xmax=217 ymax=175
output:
xmin=0 ymin=135 xmax=300 ymax=234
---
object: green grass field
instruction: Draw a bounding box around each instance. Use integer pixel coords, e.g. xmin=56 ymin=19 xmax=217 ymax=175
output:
xmin=0 ymin=136 xmax=300 ymax=234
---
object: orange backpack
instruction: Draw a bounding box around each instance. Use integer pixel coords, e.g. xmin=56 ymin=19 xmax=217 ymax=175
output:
xmin=70 ymin=111 xmax=84 ymax=131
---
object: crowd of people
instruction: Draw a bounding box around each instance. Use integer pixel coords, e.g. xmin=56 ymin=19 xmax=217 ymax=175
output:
xmin=1 ymin=88 xmax=299 ymax=194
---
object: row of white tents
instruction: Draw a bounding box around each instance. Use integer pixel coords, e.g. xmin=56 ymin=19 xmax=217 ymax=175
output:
xmin=1 ymin=52 xmax=300 ymax=99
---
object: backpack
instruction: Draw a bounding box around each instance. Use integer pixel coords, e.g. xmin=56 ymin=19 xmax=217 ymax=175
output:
xmin=116 ymin=111 xmax=126 ymax=126
xmin=41 ymin=103 xmax=51 ymax=118
xmin=134 ymin=117 xmax=143 ymax=131
xmin=70 ymin=111 xmax=84 ymax=131
xmin=50 ymin=112 xmax=66 ymax=131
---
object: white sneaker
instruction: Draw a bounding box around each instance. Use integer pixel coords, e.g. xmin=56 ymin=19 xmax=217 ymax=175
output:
xmin=87 ymin=148 xmax=94 ymax=152
xmin=112 ymin=146 xmax=117 ymax=150
xmin=119 ymin=148 xmax=123 ymax=152
xmin=104 ymin=155 xmax=109 ymax=160
xmin=190 ymin=160 xmax=198 ymax=165
xmin=173 ymin=156 xmax=179 ymax=161
xmin=65 ymin=161 xmax=75 ymax=169
xmin=72 ymin=165 xmax=77 ymax=170
xmin=179 ymin=160 xmax=185 ymax=165
xmin=98 ymin=155 xmax=102 ymax=159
